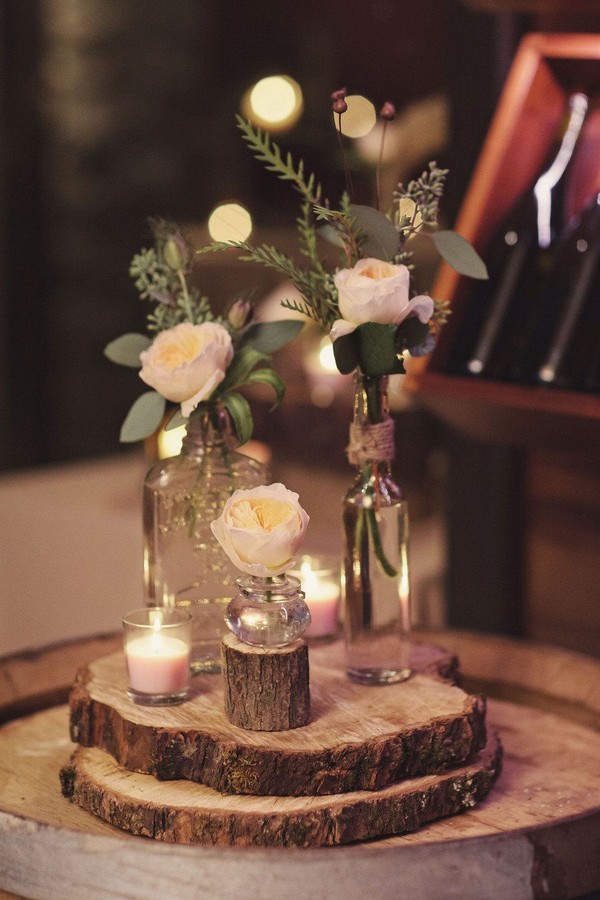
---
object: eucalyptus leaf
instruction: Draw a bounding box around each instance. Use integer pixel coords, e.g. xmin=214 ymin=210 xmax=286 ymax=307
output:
xmin=429 ymin=231 xmax=488 ymax=279
xmin=240 ymin=319 xmax=304 ymax=353
xmin=104 ymin=333 xmax=151 ymax=368
xmin=318 ymin=223 xmax=344 ymax=247
xmin=245 ymin=367 xmax=286 ymax=410
xmin=356 ymin=323 xmax=406 ymax=377
xmin=222 ymin=391 xmax=254 ymax=445
xmin=332 ymin=331 xmax=360 ymax=375
xmin=164 ymin=408 xmax=187 ymax=431
xmin=119 ymin=391 xmax=166 ymax=443
xmin=349 ymin=204 xmax=399 ymax=260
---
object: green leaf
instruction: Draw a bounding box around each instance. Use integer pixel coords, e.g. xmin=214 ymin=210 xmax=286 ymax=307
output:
xmin=104 ymin=333 xmax=151 ymax=368
xmin=356 ymin=323 xmax=406 ymax=376
xmin=240 ymin=319 xmax=304 ymax=353
xmin=164 ymin=408 xmax=187 ymax=431
xmin=332 ymin=331 xmax=360 ymax=375
xmin=119 ymin=392 xmax=166 ymax=443
xmin=349 ymin=204 xmax=399 ymax=260
xmin=395 ymin=316 xmax=430 ymax=351
xmin=245 ymin=368 xmax=286 ymax=410
xmin=222 ymin=391 xmax=254 ymax=445
xmin=220 ymin=346 xmax=271 ymax=393
xmin=429 ymin=231 xmax=489 ymax=279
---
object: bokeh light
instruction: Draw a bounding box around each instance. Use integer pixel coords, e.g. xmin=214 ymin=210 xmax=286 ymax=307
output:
xmin=241 ymin=75 xmax=303 ymax=131
xmin=208 ymin=202 xmax=253 ymax=242
xmin=334 ymin=95 xmax=377 ymax=139
xmin=318 ymin=340 xmax=338 ymax=373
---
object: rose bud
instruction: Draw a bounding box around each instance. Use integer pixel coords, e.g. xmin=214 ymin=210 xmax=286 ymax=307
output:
xmin=332 ymin=98 xmax=348 ymax=115
xmin=227 ymin=298 xmax=253 ymax=330
xmin=162 ymin=234 xmax=190 ymax=271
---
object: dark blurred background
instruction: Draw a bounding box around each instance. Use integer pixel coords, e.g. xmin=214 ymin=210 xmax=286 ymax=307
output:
xmin=0 ymin=0 xmax=526 ymax=469
xmin=1 ymin=0 xmax=599 ymax=653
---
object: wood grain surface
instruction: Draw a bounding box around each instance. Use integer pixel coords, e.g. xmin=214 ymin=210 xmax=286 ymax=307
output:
xmin=69 ymin=642 xmax=484 ymax=796
xmin=59 ymin=728 xmax=501 ymax=847
xmin=221 ymin=635 xmax=310 ymax=731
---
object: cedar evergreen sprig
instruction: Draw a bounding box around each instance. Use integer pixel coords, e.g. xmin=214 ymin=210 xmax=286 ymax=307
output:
xmin=235 ymin=114 xmax=324 ymax=207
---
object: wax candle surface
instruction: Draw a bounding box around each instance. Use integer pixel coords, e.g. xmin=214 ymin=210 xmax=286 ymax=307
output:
xmin=304 ymin=576 xmax=340 ymax=638
xmin=126 ymin=634 xmax=190 ymax=694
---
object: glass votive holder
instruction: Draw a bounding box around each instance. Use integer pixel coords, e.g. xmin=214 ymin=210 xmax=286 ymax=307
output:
xmin=289 ymin=554 xmax=341 ymax=640
xmin=122 ymin=607 xmax=192 ymax=705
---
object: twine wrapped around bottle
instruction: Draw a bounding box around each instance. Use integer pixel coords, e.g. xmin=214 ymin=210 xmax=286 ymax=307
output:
xmin=346 ymin=418 xmax=396 ymax=466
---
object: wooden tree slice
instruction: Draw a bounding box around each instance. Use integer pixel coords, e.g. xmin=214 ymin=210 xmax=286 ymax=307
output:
xmin=60 ymin=733 xmax=502 ymax=848
xmin=69 ymin=643 xmax=485 ymax=796
xmin=222 ymin=635 xmax=310 ymax=731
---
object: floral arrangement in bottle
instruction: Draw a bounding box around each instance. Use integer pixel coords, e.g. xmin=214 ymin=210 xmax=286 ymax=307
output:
xmin=104 ymin=219 xmax=303 ymax=674
xmin=200 ymin=91 xmax=488 ymax=683
xmin=104 ymin=218 xmax=303 ymax=444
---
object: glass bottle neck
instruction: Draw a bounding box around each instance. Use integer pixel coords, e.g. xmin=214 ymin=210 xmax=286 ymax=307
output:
xmin=181 ymin=404 xmax=234 ymax=457
xmin=349 ymin=373 xmax=395 ymax=474
xmin=533 ymin=92 xmax=588 ymax=248
xmin=353 ymin=373 xmax=390 ymax=426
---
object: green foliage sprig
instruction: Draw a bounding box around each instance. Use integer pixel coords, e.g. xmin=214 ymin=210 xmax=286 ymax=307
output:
xmin=199 ymin=117 xmax=488 ymax=356
xmin=105 ymin=218 xmax=303 ymax=444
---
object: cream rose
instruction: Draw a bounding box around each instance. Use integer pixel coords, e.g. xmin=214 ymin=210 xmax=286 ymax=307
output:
xmin=330 ymin=258 xmax=433 ymax=341
xmin=139 ymin=322 xmax=234 ymax=417
xmin=210 ymin=483 xmax=309 ymax=578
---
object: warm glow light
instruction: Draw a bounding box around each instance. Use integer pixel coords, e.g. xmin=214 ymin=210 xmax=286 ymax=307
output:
xmin=158 ymin=423 xmax=185 ymax=459
xmin=208 ymin=203 xmax=253 ymax=243
xmin=242 ymin=75 xmax=303 ymax=131
xmin=157 ymin=423 xmax=271 ymax=466
xmin=334 ymin=95 xmax=376 ymax=138
xmin=318 ymin=340 xmax=338 ymax=373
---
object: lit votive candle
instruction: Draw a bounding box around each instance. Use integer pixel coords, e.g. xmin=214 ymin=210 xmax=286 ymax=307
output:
xmin=292 ymin=556 xmax=340 ymax=639
xmin=122 ymin=607 xmax=192 ymax=705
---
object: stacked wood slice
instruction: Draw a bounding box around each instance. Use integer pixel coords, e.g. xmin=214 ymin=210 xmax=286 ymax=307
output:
xmin=61 ymin=640 xmax=502 ymax=847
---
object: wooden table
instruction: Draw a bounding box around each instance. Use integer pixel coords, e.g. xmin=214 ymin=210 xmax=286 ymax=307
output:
xmin=0 ymin=631 xmax=599 ymax=900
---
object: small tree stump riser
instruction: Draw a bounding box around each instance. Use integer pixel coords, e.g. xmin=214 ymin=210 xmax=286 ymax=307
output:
xmin=60 ymin=734 xmax=502 ymax=848
xmin=221 ymin=635 xmax=310 ymax=731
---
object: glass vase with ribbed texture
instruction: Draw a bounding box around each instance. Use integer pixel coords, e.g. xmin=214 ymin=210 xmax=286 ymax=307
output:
xmin=342 ymin=373 xmax=411 ymax=685
xmin=143 ymin=404 xmax=267 ymax=673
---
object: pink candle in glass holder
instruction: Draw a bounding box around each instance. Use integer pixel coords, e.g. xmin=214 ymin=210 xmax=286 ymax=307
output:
xmin=123 ymin=608 xmax=191 ymax=705
xmin=292 ymin=556 xmax=340 ymax=639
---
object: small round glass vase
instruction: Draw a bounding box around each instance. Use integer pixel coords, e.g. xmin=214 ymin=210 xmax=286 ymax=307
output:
xmin=225 ymin=575 xmax=311 ymax=648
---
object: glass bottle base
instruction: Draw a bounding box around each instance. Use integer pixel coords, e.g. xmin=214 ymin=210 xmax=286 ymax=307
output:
xmin=127 ymin=688 xmax=189 ymax=706
xmin=190 ymin=657 xmax=221 ymax=675
xmin=347 ymin=666 xmax=411 ymax=686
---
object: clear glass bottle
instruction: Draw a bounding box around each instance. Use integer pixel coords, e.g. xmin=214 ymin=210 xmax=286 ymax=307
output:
xmin=225 ymin=574 xmax=311 ymax=647
xmin=143 ymin=403 xmax=267 ymax=673
xmin=342 ymin=373 xmax=411 ymax=685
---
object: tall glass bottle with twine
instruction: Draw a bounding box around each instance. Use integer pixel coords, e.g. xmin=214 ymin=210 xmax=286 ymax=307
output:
xmin=143 ymin=403 xmax=267 ymax=673
xmin=342 ymin=373 xmax=411 ymax=684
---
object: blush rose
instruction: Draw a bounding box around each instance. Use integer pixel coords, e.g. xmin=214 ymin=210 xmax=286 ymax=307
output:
xmin=330 ymin=258 xmax=433 ymax=341
xmin=139 ymin=321 xmax=234 ymax=417
xmin=210 ymin=483 xmax=309 ymax=578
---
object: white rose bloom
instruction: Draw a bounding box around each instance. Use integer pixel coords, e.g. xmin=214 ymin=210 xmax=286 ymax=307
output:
xmin=210 ymin=483 xmax=309 ymax=578
xmin=331 ymin=258 xmax=433 ymax=339
xmin=139 ymin=321 xmax=234 ymax=418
